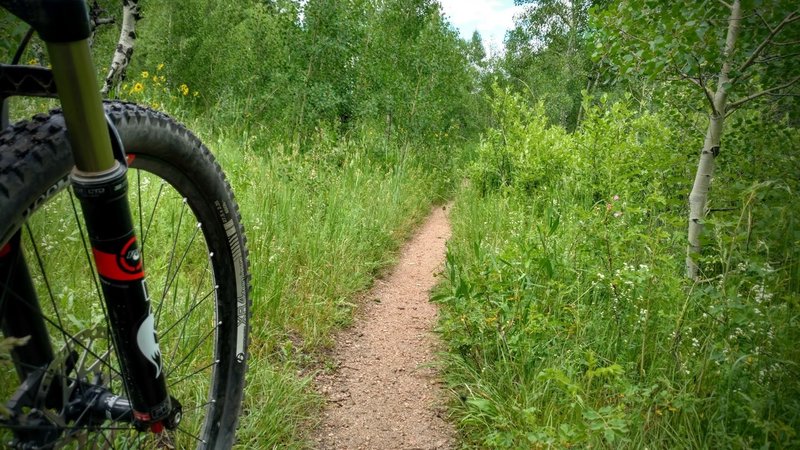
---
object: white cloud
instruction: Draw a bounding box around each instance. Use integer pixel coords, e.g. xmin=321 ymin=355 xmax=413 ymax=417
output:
xmin=438 ymin=0 xmax=525 ymax=55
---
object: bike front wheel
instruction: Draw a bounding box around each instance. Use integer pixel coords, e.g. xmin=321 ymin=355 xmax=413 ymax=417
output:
xmin=0 ymin=102 xmax=250 ymax=449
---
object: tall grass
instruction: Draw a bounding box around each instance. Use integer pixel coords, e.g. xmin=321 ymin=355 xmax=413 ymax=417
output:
xmin=193 ymin=121 xmax=456 ymax=447
xmin=1 ymin=78 xmax=457 ymax=446
xmin=435 ymin=90 xmax=800 ymax=448
xmin=2 ymin=9 xmax=463 ymax=446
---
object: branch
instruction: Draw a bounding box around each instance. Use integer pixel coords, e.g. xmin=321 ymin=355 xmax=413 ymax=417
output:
xmin=754 ymin=9 xmax=774 ymax=32
xmin=753 ymin=52 xmax=800 ymax=64
xmin=685 ymin=76 xmax=717 ymax=112
xmin=89 ymin=1 xmax=115 ymax=31
xmin=773 ymin=39 xmax=800 ymax=46
xmin=726 ymin=75 xmax=800 ymax=113
xmin=718 ymin=0 xmax=732 ymax=9
xmin=88 ymin=1 xmax=115 ymax=47
xmin=766 ymin=92 xmax=800 ymax=98
xmin=732 ymin=68 xmax=755 ymax=86
xmin=610 ymin=24 xmax=649 ymax=45
xmin=700 ymin=78 xmax=717 ymax=114
xmin=737 ymin=9 xmax=800 ymax=75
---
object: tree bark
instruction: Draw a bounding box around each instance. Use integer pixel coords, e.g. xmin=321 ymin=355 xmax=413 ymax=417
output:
xmin=100 ymin=0 xmax=141 ymax=96
xmin=88 ymin=1 xmax=115 ymax=47
xmin=686 ymin=0 xmax=742 ymax=279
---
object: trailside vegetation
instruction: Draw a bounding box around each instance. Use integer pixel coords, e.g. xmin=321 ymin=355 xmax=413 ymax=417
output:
xmin=1 ymin=0 xmax=798 ymax=447
xmin=1 ymin=0 xmax=472 ymax=447
xmin=437 ymin=88 xmax=799 ymax=448
xmin=435 ymin=0 xmax=800 ymax=446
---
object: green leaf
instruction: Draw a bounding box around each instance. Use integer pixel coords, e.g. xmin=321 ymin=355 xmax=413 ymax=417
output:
xmin=586 ymin=363 xmax=624 ymax=380
xmin=467 ymin=398 xmax=493 ymax=412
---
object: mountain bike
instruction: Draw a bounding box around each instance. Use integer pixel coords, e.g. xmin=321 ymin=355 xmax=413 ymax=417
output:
xmin=0 ymin=1 xmax=251 ymax=448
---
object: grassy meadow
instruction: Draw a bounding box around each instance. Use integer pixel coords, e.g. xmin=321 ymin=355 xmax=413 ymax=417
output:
xmin=434 ymin=91 xmax=800 ymax=448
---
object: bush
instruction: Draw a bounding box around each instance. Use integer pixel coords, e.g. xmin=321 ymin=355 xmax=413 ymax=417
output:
xmin=436 ymin=93 xmax=800 ymax=448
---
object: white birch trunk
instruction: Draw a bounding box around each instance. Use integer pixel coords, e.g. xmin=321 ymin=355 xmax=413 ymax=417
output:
xmin=686 ymin=0 xmax=742 ymax=279
xmin=101 ymin=0 xmax=141 ymax=96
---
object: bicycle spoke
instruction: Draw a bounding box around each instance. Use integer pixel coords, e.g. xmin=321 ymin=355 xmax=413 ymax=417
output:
xmin=141 ymin=180 xmax=166 ymax=249
xmin=97 ymin=429 xmax=116 ymax=450
xmin=160 ymin=288 xmax=214 ymax=340
xmin=24 ymin=223 xmax=73 ymax=359
xmin=191 ymin=253 xmax=211 ymax=306
xmin=67 ymin=189 xmax=105 ymax=321
xmin=180 ymin=400 xmax=214 ymax=414
xmin=155 ymin=199 xmax=187 ymax=325
xmin=168 ymin=359 xmax=216 ymax=388
xmin=164 ymin=256 xmax=212 ymax=362
xmin=167 ymin=296 xmax=197 ymax=372
xmin=0 ymin=279 xmax=123 ymax=379
xmin=165 ymin=324 xmax=217 ymax=379
xmin=68 ymin=388 xmax=105 ymax=436
xmin=175 ymin=424 xmax=205 ymax=445
xmin=161 ymin=222 xmax=202 ymax=304
xmin=68 ymin=188 xmax=121 ymax=399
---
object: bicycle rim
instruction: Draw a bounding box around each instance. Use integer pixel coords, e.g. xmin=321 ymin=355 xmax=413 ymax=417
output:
xmin=1 ymin=106 xmax=248 ymax=449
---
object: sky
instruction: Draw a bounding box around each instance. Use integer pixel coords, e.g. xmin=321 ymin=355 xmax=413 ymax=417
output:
xmin=437 ymin=0 xmax=526 ymax=55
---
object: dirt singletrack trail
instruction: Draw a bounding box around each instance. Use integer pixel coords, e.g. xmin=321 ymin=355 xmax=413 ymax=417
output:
xmin=315 ymin=204 xmax=455 ymax=450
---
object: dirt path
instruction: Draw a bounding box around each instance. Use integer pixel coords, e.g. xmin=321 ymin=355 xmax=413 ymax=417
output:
xmin=315 ymin=205 xmax=454 ymax=450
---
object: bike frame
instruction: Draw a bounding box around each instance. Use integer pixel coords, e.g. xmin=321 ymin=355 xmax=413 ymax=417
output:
xmin=0 ymin=0 xmax=178 ymax=439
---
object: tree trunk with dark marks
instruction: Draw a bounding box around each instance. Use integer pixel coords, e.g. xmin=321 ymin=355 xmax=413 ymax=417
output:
xmin=686 ymin=0 xmax=741 ymax=280
xmin=101 ymin=0 xmax=141 ymax=96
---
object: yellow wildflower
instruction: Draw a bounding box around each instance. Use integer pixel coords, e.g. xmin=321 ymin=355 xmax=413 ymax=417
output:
xmin=151 ymin=102 xmax=159 ymax=109
xmin=27 ymin=58 xmax=38 ymax=65
xmin=130 ymin=82 xmax=144 ymax=94
xmin=157 ymin=63 xmax=165 ymax=71
xmin=141 ymin=70 xmax=149 ymax=79
xmin=179 ymin=84 xmax=189 ymax=96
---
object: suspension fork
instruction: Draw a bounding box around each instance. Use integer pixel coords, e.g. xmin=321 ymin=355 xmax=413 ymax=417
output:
xmin=49 ymin=26 xmax=179 ymax=433
xmin=0 ymin=0 xmax=176 ymax=429
xmin=50 ymin=38 xmax=176 ymax=427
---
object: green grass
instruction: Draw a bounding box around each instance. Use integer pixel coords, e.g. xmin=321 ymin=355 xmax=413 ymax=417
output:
xmin=204 ymin=127 xmax=454 ymax=446
xmin=434 ymin=92 xmax=800 ymax=449
xmin=1 ymin=92 xmax=456 ymax=447
xmin=4 ymin=81 xmax=798 ymax=448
